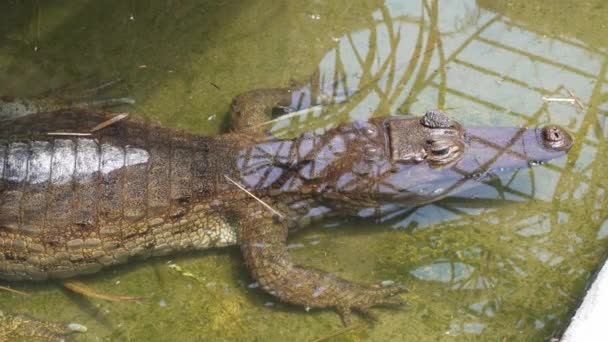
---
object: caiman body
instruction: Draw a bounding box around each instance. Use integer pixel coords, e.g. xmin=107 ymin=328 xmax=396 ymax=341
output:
xmin=0 ymin=111 xmax=245 ymax=280
xmin=0 ymin=90 xmax=574 ymax=338
xmin=0 ymin=111 xmax=447 ymax=281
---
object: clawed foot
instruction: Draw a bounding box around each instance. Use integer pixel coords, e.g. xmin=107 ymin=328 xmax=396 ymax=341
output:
xmin=239 ymin=213 xmax=406 ymax=326
xmin=334 ymin=284 xmax=405 ymax=326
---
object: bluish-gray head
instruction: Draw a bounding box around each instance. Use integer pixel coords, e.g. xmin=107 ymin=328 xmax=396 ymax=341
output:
xmin=235 ymin=110 xmax=573 ymax=210
xmin=351 ymin=110 xmax=573 ymax=206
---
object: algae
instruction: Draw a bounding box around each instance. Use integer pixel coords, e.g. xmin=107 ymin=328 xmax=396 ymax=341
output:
xmin=0 ymin=0 xmax=607 ymax=341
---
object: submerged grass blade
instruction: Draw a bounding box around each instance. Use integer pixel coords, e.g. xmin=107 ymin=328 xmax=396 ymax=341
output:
xmin=223 ymin=175 xmax=285 ymax=219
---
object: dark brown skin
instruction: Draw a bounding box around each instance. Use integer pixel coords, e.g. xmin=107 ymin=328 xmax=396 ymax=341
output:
xmin=0 ymin=88 xmax=574 ymax=340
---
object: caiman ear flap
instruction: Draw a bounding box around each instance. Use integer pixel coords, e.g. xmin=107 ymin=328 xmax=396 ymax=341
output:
xmin=421 ymin=110 xmax=453 ymax=128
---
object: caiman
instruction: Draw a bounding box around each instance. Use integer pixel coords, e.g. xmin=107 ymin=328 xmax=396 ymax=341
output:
xmin=0 ymin=88 xmax=573 ymax=340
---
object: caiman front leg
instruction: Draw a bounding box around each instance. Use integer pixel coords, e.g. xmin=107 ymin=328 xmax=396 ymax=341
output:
xmin=229 ymin=70 xmax=326 ymax=133
xmin=238 ymin=210 xmax=404 ymax=325
xmin=229 ymin=88 xmax=295 ymax=133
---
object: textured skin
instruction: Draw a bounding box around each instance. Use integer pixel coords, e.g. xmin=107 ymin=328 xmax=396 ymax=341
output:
xmin=0 ymin=89 xmax=574 ymax=338
xmin=0 ymin=110 xmax=429 ymax=282
xmin=0 ymin=111 xmax=243 ymax=281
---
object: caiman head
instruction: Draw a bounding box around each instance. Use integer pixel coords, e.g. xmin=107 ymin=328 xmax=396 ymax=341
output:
xmin=313 ymin=110 xmax=574 ymax=208
xmin=236 ymin=110 xmax=573 ymax=212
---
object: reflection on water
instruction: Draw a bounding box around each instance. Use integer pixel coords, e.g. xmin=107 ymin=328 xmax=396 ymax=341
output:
xmin=0 ymin=0 xmax=607 ymax=341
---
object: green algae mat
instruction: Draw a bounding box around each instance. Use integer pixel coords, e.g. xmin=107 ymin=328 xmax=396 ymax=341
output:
xmin=0 ymin=1 xmax=607 ymax=341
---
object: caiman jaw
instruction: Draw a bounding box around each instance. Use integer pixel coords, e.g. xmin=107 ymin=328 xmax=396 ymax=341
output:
xmin=452 ymin=123 xmax=574 ymax=194
xmin=369 ymin=112 xmax=574 ymax=205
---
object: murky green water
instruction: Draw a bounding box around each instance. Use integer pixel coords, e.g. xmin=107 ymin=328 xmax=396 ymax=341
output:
xmin=1 ymin=0 xmax=607 ymax=341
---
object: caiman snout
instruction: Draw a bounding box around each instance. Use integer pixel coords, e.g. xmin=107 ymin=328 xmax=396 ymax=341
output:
xmin=540 ymin=126 xmax=573 ymax=152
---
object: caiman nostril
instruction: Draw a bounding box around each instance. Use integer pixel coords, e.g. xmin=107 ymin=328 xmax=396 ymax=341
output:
xmin=543 ymin=126 xmax=562 ymax=141
xmin=541 ymin=126 xmax=574 ymax=151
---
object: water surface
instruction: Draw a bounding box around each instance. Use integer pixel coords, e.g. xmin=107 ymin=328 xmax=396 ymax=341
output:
xmin=0 ymin=1 xmax=607 ymax=341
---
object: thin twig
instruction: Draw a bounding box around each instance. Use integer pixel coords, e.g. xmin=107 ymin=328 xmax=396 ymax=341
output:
xmin=0 ymin=285 xmax=30 ymax=296
xmin=223 ymin=175 xmax=284 ymax=219
xmin=542 ymin=97 xmax=576 ymax=103
xmin=47 ymin=132 xmax=92 ymax=137
xmin=62 ymin=280 xmax=145 ymax=302
xmin=90 ymin=113 xmax=129 ymax=132
xmin=565 ymin=88 xmax=586 ymax=110
xmin=86 ymin=78 xmax=123 ymax=95
xmin=248 ymin=105 xmax=324 ymax=130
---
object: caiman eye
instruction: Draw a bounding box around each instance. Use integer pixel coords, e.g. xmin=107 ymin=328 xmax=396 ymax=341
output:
xmin=431 ymin=147 xmax=450 ymax=156
xmin=427 ymin=139 xmax=464 ymax=166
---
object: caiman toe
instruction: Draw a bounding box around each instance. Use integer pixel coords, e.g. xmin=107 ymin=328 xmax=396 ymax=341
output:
xmin=336 ymin=284 xmax=406 ymax=326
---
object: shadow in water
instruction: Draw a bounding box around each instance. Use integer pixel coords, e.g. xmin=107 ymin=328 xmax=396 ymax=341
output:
xmin=0 ymin=0 xmax=607 ymax=341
